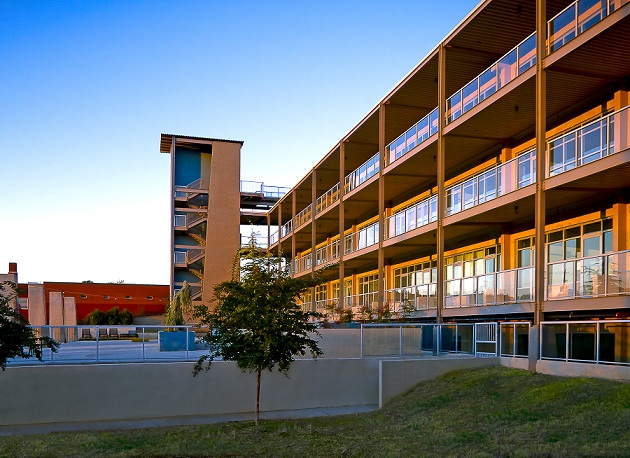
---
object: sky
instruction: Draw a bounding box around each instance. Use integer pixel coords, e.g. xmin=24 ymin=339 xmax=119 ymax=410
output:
xmin=0 ymin=0 xmax=479 ymax=285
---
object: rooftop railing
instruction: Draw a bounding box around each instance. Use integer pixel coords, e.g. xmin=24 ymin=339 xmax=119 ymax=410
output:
xmin=386 ymin=195 xmax=438 ymax=239
xmin=548 ymin=105 xmax=628 ymax=177
xmin=546 ymin=249 xmax=630 ymax=300
xmin=386 ymin=107 xmax=439 ymax=165
xmin=446 ymin=32 xmax=536 ymax=123
xmin=445 ymin=149 xmax=536 ymax=216
xmin=344 ymin=152 xmax=380 ymax=194
xmin=541 ymin=319 xmax=630 ymax=365
xmin=316 ymin=182 xmax=341 ymax=214
xmin=240 ymin=180 xmax=290 ymax=198
xmin=295 ymin=204 xmax=312 ymax=228
xmin=344 ymin=221 xmax=380 ymax=255
xmin=548 ymin=0 xmax=628 ymax=53
xmin=445 ymin=266 xmax=535 ymax=308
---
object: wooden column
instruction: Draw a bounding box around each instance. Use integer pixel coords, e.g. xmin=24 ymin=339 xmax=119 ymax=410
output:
xmin=378 ymin=103 xmax=386 ymax=310
xmin=436 ymin=44 xmax=447 ymax=324
xmin=339 ymin=142 xmax=346 ymax=311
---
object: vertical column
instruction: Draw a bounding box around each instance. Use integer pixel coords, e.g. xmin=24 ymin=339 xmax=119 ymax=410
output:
xmin=311 ymin=171 xmax=318 ymax=312
xmin=378 ymin=103 xmax=386 ymax=311
xmin=436 ymin=44 xmax=447 ymax=325
xmin=532 ymin=0 xmax=547 ymax=372
xmin=339 ymin=143 xmax=346 ymax=311
xmin=27 ymin=284 xmax=47 ymax=327
xmin=169 ymin=136 xmax=176 ymax=297
xmin=277 ymin=205 xmax=283 ymax=270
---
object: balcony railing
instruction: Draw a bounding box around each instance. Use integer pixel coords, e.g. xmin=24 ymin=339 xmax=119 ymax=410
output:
xmin=281 ymin=219 xmax=293 ymax=238
xmin=295 ymin=204 xmax=312 ymax=228
xmin=270 ymin=231 xmax=279 ymax=245
xmin=344 ymin=152 xmax=380 ymax=194
xmin=386 ymin=195 xmax=438 ymax=239
xmin=173 ymin=212 xmax=206 ymax=229
xmin=548 ymin=0 xmax=629 ymax=53
xmin=446 ymin=32 xmax=536 ymax=123
xmin=240 ymin=180 xmax=290 ymax=198
xmin=293 ymin=253 xmax=312 ymax=274
xmin=547 ymin=250 xmax=630 ymax=300
xmin=386 ymin=284 xmax=438 ymax=311
xmin=386 ymin=107 xmax=438 ymax=165
xmin=445 ymin=267 xmax=535 ymax=308
xmin=548 ymin=105 xmax=629 ymax=177
xmin=541 ymin=319 xmax=630 ymax=365
xmin=344 ymin=222 xmax=380 ymax=255
xmin=445 ymin=150 xmax=536 ymax=216
xmin=316 ymin=182 xmax=340 ymax=214
xmin=315 ymin=239 xmax=340 ymax=267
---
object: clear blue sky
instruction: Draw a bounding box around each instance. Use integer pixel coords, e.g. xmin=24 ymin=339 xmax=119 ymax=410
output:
xmin=0 ymin=0 xmax=479 ymax=284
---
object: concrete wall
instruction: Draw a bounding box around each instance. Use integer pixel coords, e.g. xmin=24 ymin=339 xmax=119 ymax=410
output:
xmin=379 ymin=358 xmax=499 ymax=407
xmin=536 ymin=359 xmax=630 ymax=382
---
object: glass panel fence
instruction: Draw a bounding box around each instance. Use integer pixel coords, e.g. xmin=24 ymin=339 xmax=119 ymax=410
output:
xmin=345 ymin=152 xmax=380 ymax=193
xmin=386 ymin=284 xmax=438 ymax=312
xmin=500 ymin=322 xmax=530 ymax=357
xmin=447 ymin=32 xmax=536 ymax=123
xmin=281 ymin=220 xmax=293 ymax=238
xmin=386 ymin=195 xmax=438 ymax=239
xmin=295 ymin=204 xmax=312 ymax=228
xmin=445 ymin=150 xmax=536 ymax=217
xmin=344 ymin=222 xmax=380 ymax=255
xmin=316 ymin=182 xmax=340 ymax=214
xmin=270 ymin=231 xmax=279 ymax=245
xmin=386 ymin=107 xmax=439 ymax=165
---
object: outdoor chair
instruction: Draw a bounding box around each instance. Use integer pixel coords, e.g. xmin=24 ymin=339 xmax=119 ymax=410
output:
xmin=80 ymin=328 xmax=93 ymax=340
xmin=109 ymin=328 xmax=119 ymax=339
xmin=98 ymin=328 xmax=108 ymax=339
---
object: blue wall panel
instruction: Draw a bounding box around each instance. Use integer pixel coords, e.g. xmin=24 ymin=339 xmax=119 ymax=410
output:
xmin=174 ymin=147 xmax=201 ymax=186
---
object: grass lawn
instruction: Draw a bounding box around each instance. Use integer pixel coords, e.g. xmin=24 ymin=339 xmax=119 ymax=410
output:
xmin=1 ymin=366 xmax=629 ymax=457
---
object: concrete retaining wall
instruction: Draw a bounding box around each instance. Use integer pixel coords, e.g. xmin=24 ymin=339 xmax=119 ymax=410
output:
xmin=379 ymin=358 xmax=499 ymax=407
xmin=536 ymin=359 xmax=630 ymax=381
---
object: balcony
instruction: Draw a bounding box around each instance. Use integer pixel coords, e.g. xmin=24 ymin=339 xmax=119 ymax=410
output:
xmin=386 ymin=284 xmax=437 ymax=312
xmin=386 ymin=195 xmax=438 ymax=239
xmin=445 ymin=150 xmax=536 ymax=216
xmin=295 ymin=204 xmax=312 ymax=229
xmin=386 ymin=108 xmax=438 ymax=166
xmin=316 ymin=182 xmax=340 ymax=214
xmin=548 ymin=0 xmax=629 ymax=53
xmin=548 ymin=105 xmax=629 ymax=177
xmin=344 ymin=222 xmax=380 ymax=256
xmin=445 ymin=267 xmax=535 ymax=308
xmin=280 ymin=220 xmax=293 ymax=239
xmin=293 ymin=253 xmax=312 ymax=274
xmin=315 ymin=240 xmax=340 ymax=267
xmin=270 ymin=231 xmax=279 ymax=245
xmin=344 ymin=152 xmax=380 ymax=194
xmin=446 ymin=32 xmax=536 ymax=124
xmin=547 ymin=250 xmax=630 ymax=300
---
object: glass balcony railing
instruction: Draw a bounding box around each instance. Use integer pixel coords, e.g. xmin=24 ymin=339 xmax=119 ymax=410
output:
xmin=344 ymin=152 xmax=380 ymax=194
xmin=270 ymin=231 xmax=279 ymax=245
xmin=548 ymin=105 xmax=629 ymax=177
xmin=445 ymin=149 xmax=536 ymax=216
xmin=386 ymin=195 xmax=438 ymax=239
xmin=548 ymin=0 xmax=629 ymax=53
xmin=295 ymin=204 xmax=312 ymax=228
xmin=547 ymin=250 xmax=630 ymax=300
xmin=446 ymin=32 xmax=536 ymax=123
xmin=316 ymin=182 xmax=340 ymax=214
xmin=293 ymin=253 xmax=313 ymax=274
xmin=315 ymin=240 xmax=340 ymax=266
xmin=344 ymin=222 xmax=380 ymax=255
xmin=281 ymin=220 xmax=293 ymax=238
xmin=445 ymin=266 xmax=535 ymax=308
xmin=386 ymin=108 xmax=439 ymax=165
xmin=386 ymin=284 xmax=438 ymax=311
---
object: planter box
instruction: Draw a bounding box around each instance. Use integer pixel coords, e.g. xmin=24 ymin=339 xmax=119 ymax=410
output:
xmin=158 ymin=331 xmax=195 ymax=351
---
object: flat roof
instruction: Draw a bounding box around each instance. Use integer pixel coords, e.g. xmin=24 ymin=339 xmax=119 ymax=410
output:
xmin=160 ymin=133 xmax=244 ymax=153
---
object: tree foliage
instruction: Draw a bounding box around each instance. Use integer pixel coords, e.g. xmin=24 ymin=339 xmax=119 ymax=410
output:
xmin=0 ymin=282 xmax=58 ymax=371
xmin=164 ymin=281 xmax=191 ymax=328
xmin=193 ymin=242 xmax=323 ymax=424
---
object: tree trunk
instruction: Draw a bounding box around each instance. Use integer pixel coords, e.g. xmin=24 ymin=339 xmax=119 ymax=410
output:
xmin=255 ymin=368 xmax=261 ymax=426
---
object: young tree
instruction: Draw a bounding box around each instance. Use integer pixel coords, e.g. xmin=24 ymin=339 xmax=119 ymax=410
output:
xmin=193 ymin=243 xmax=323 ymax=425
xmin=0 ymin=282 xmax=58 ymax=371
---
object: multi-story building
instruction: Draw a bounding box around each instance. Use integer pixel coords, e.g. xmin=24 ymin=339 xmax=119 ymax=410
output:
xmin=161 ymin=134 xmax=288 ymax=305
xmin=267 ymin=0 xmax=630 ymax=348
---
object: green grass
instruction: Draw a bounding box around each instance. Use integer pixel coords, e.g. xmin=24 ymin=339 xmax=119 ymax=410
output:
xmin=2 ymin=366 xmax=629 ymax=457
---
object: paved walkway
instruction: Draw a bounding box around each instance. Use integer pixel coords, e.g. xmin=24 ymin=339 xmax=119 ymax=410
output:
xmin=0 ymin=405 xmax=378 ymax=436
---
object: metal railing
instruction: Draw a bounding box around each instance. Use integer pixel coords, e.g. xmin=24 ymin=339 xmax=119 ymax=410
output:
xmin=316 ymin=182 xmax=341 ymax=214
xmin=548 ymin=0 xmax=628 ymax=53
xmin=281 ymin=219 xmax=293 ymax=238
xmin=344 ymin=152 xmax=380 ymax=194
xmin=445 ymin=267 xmax=535 ymax=308
xmin=240 ymin=180 xmax=290 ymax=198
xmin=541 ymin=319 xmax=630 ymax=365
xmin=386 ymin=195 xmax=438 ymax=239
xmin=7 ymin=325 xmax=205 ymax=366
xmin=174 ymin=248 xmax=204 ymax=265
xmin=546 ymin=249 xmax=630 ymax=300
xmin=315 ymin=239 xmax=340 ymax=267
xmin=295 ymin=204 xmax=312 ymax=228
xmin=548 ymin=105 xmax=629 ymax=177
xmin=344 ymin=222 xmax=380 ymax=255
xmin=270 ymin=231 xmax=279 ymax=245
xmin=447 ymin=32 xmax=536 ymax=123
xmin=293 ymin=253 xmax=312 ymax=274
xmin=385 ymin=284 xmax=438 ymax=312
xmin=445 ymin=150 xmax=536 ymax=216
xmin=500 ymin=322 xmax=530 ymax=357
xmin=386 ymin=107 xmax=439 ymax=165
xmin=174 ymin=212 xmax=206 ymax=228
